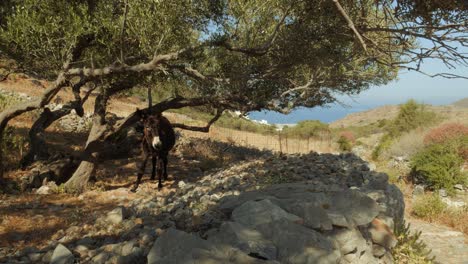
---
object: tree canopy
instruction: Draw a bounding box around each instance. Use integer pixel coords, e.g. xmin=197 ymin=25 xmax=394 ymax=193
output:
xmin=2 ymin=0 xmax=465 ymax=113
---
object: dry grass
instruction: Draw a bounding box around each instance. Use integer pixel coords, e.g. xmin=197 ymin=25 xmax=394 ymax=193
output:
xmin=383 ymin=128 xmax=426 ymax=159
xmin=0 ymin=193 xmax=115 ymax=251
xmin=412 ymin=207 xmax=468 ymax=236
xmin=407 ymin=192 xmax=468 ymax=236
xmin=435 ymin=208 xmax=468 ymax=235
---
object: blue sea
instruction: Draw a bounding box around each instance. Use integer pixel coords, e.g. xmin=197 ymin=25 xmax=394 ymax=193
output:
xmin=248 ymin=97 xmax=461 ymax=124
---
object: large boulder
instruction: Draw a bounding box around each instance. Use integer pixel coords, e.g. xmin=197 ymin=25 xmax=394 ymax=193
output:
xmin=231 ymin=199 xmax=302 ymax=227
xmin=256 ymin=220 xmax=341 ymax=264
xmin=147 ymin=228 xmax=274 ymax=264
xmin=208 ymin=221 xmax=277 ymax=260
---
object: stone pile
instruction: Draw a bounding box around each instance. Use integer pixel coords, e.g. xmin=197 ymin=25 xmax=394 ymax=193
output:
xmin=2 ymin=152 xmax=404 ymax=264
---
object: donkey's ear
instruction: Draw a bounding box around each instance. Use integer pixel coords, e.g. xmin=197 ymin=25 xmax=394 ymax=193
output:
xmin=136 ymin=108 xmax=146 ymax=120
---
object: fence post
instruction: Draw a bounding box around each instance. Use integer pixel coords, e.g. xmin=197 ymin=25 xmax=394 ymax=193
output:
xmin=278 ymin=131 xmax=283 ymax=154
xmin=285 ymin=135 xmax=288 ymax=154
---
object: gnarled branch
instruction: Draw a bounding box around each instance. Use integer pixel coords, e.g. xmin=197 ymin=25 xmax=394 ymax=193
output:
xmin=172 ymin=108 xmax=224 ymax=132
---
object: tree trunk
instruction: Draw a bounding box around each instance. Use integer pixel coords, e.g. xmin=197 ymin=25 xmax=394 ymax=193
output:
xmin=0 ymin=34 xmax=93 ymax=178
xmin=63 ymin=160 xmax=96 ymax=192
xmin=21 ymin=80 xmax=88 ymax=168
xmin=63 ymin=93 xmax=108 ymax=192
xmin=0 ymin=132 xmax=4 ymax=184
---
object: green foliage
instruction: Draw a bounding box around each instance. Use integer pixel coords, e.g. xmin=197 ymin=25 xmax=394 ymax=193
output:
xmin=337 ymin=136 xmax=352 ymax=152
xmin=393 ymin=220 xmax=434 ymax=263
xmin=372 ymin=134 xmax=394 ymax=160
xmin=373 ymin=100 xmax=437 ymax=160
xmin=412 ymin=193 xmax=447 ymax=219
xmin=217 ymin=116 xmax=277 ymax=135
xmin=282 ymin=120 xmax=329 ymax=139
xmin=171 ymin=107 xmax=277 ymax=135
xmin=387 ymin=100 xmax=438 ymax=137
xmin=0 ymin=0 xmax=400 ymax=111
xmin=0 ymin=93 xmax=17 ymax=111
xmin=1 ymin=126 xmax=28 ymax=170
xmin=410 ymin=142 xmax=467 ymax=192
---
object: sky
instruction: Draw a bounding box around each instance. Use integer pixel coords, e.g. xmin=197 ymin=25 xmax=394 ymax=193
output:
xmin=249 ymin=59 xmax=468 ymax=124
xmin=345 ymin=60 xmax=468 ymax=106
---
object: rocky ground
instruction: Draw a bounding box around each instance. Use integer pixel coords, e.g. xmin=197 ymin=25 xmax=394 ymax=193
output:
xmin=408 ymin=218 xmax=468 ymax=264
xmin=1 ymin=150 xmax=404 ymax=264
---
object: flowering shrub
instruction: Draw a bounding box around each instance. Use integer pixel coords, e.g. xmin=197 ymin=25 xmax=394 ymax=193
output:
xmin=339 ymin=131 xmax=355 ymax=144
xmin=424 ymin=123 xmax=468 ymax=145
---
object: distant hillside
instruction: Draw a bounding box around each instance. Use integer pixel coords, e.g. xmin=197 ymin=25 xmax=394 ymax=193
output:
xmin=452 ymin=98 xmax=468 ymax=108
xmin=330 ymin=103 xmax=468 ymax=128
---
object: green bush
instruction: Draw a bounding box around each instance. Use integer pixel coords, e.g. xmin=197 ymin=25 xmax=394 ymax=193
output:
xmin=388 ymin=99 xmax=438 ymax=137
xmin=0 ymin=93 xmax=17 ymax=111
xmin=412 ymin=193 xmax=446 ymax=219
xmin=337 ymin=136 xmax=352 ymax=151
xmin=373 ymin=100 xmax=437 ymax=160
xmin=410 ymin=143 xmax=466 ymax=192
xmin=282 ymin=120 xmax=329 ymax=139
xmin=372 ymin=134 xmax=394 ymax=160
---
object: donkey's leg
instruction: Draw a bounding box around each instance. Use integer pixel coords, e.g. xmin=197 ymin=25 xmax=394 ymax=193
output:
xmin=131 ymin=150 xmax=149 ymax=192
xmin=150 ymin=155 xmax=157 ymax=181
xmin=157 ymin=157 xmax=164 ymax=189
xmin=162 ymin=154 xmax=169 ymax=181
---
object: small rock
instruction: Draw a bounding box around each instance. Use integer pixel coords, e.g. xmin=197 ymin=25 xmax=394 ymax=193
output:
xmin=412 ymin=185 xmax=425 ymax=196
xmin=372 ymin=244 xmax=386 ymax=257
xmin=454 ymin=184 xmax=464 ymax=191
xmin=50 ymin=244 xmax=74 ymax=264
xmin=28 ymin=252 xmax=42 ymax=262
xmin=178 ymin=181 xmax=187 ymax=189
xmin=106 ymin=207 xmax=125 ymax=224
xmin=75 ymin=245 xmax=89 ymax=256
xmin=92 ymin=251 xmax=110 ymax=264
xmin=36 ymin=185 xmax=51 ymax=195
xmin=438 ymin=189 xmax=448 ymax=197
xmin=121 ymin=241 xmax=135 ymax=256
xmin=41 ymin=250 xmax=53 ymax=263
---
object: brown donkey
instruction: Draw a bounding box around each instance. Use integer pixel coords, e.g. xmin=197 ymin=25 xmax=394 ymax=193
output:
xmin=131 ymin=111 xmax=176 ymax=192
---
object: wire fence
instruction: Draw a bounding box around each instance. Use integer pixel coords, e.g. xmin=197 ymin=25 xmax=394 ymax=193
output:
xmin=168 ymin=112 xmax=337 ymax=154
xmin=180 ymin=126 xmax=337 ymax=154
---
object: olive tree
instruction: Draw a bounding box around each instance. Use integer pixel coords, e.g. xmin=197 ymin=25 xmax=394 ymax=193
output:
xmin=0 ymin=0 xmax=466 ymax=190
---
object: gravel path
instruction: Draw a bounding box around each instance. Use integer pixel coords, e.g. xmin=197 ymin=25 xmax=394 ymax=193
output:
xmin=408 ymin=218 xmax=468 ymax=264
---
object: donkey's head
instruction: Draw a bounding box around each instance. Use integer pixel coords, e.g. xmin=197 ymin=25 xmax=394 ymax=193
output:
xmin=137 ymin=109 xmax=163 ymax=149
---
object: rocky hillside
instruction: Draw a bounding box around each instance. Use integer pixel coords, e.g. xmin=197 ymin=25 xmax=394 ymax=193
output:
xmin=452 ymin=97 xmax=468 ymax=108
xmin=1 ymin=151 xmax=403 ymax=264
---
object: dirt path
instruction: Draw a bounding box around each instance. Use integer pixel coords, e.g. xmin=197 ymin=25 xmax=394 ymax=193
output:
xmin=407 ymin=217 xmax=468 ymax=264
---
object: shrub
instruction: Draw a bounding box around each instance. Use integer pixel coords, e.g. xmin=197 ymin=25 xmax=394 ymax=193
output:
xmin=282 ymin=120 xmax=330 ymax=139
xmin=337 ymin=131 xmax=355 ymax=152
xmin=412 ymin=193 xmax=446 ymax=220
xmin=424 ymin=123 xmax=468 ymax=145
xmin=373 ymin=100 xmax=437 ymax=160
xmin=388 ymin=100 xmax=438 ymax=137
xmin=393 ymin=220 xmax=434 ymax=263
xmin=372 ymin=134 xmax=394 ymax=160
xmin=410 ymin=143 xmax=466 ymax=192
